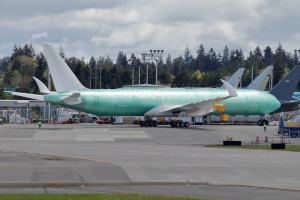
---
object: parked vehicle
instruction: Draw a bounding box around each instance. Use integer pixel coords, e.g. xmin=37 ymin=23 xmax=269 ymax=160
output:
xmin=96 ymin=117 xmax=109 ymax=124
xmin=278 ymin=120 xmax=300 ymax=138
xmin=113 ymin=117 xmax=123 ymax=125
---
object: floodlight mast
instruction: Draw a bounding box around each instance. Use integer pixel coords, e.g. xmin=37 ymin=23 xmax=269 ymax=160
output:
xmin=142 ymin=53 xmax=151 ymax=88
xmin=149 ymin=49 xmax=164 ymax=88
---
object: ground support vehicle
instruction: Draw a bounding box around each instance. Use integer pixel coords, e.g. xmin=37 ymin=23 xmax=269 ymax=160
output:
xmin=278 ymin=121 xmax=300 ymax=138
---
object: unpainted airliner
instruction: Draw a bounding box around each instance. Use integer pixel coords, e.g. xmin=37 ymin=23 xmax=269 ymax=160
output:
xmin=7 ymin=43 xmax=300 ymax=127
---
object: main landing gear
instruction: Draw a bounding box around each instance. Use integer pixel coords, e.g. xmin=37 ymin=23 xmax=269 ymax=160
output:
xmin=139 ymin=118 xmax=189 ymax=128
xmin=170 ymin=120 xmax=189 ymax=128
xmin=139 ymin=119 xmax=158 ymax=127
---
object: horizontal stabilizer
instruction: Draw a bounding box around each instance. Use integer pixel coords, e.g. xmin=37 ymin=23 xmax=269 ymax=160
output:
xmin=60 ymin=93 xmax=81 ymax=105
xmin=9 ymin=92 xmax=44 ymax=101
xmin=33 ymin=77 xmax=56 ymax=94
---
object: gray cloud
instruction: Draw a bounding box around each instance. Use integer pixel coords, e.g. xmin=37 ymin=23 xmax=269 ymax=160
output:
xmin=1 ymin=0 xmax=300 ymax=61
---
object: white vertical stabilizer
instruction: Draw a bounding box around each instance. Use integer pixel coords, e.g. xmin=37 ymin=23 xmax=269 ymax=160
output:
xmin=42 ymin=43 xmax=86 ymax=92
xmin=247 ymin=66 xmax=273 ymax=90
xmin=220 ymin=68 xmax=245 ymax=89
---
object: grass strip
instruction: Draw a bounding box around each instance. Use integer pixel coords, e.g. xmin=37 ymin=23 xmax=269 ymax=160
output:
xmin=207 ymin=144 xmax=300 ymax=152
xmin=0 ymin=193 xmax=212 ymax=200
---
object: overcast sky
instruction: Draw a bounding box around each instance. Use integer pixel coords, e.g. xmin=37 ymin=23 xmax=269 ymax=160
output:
xmin=1 ymin=0 xmax=300 ymax=62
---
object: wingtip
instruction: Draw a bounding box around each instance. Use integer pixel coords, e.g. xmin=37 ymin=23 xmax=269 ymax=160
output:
xmin=221 ymin=79 xmax=238 ymax=97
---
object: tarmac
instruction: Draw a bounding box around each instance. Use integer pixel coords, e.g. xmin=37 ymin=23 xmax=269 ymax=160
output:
xmin=0 ymin=123 xmax=300 ymax=199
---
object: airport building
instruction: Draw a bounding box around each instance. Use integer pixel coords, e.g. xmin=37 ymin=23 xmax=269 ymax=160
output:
xmin=0 ymin=100 xmax=57 ymax=123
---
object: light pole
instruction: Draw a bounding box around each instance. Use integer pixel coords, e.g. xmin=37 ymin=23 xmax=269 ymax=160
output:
xmin=47 ymin=64 xmax=51 ymax=123
xmin=26 ymin=102 xmax=29 ymax=122
xmin=142 ymin=53 xmax=152 ymax=88
xmin=89 ymin=65 xmax=91 ymax=89
xmin=128 ymin=55 xmax=137 ymax=86
xmin=136 ymin=58 xmax=141 ymax=87
xmin=235 ymin=53 xmax=242 ymax=88
xmin=100 ymin=61 xmax=101 ymax=89
xmin=298 ymin=50 xmax=300 ymax=64
xmin=98 ymin=60 xmax=103 ymax=89
xmin=20 ymin=64 xmax=23 ymax=87
xmin=149 ymin=50 xmax=164 ymax=88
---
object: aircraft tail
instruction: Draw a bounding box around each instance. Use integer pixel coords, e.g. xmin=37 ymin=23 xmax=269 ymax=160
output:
xmin=220 ymin=68 xmax=245 ymax=89
xmin=247 ymin=66 xmax=273 ymax=90
xmin=270 ymin=65 xmax=300 ymax=103
xmin=42 ymin=43 xmax=86 ymax=92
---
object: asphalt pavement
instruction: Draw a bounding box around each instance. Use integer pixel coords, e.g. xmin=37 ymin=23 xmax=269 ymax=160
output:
xmin=0 ymin=123 xmax=299 ymax=199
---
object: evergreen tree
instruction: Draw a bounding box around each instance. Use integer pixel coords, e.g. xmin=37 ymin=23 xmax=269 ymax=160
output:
xmin=116 ymin=51 xmax=128 ymax=67
xmin=0 ymin=57 xmax=9 ymax=73
xmin=10 ymin=44 xmax=24 ymax=60
xmin=166 ymin=54 xmax=172 ymax=72
xmin=196 ymin=44 xmax=206 ymax=71
xmin=183 ymin=45 xmax=193 ymax=65
xmin=273 ymin=43 xmax=287 ymax=85
xmin=253 ymin=46 xmax=263 ymax=60
xmin=88 ymin=56 xmax=96 ymax=89
xmin=172 ymin=56 xmax=184 ymax=76
xmin=293 ymin=49 xmax=299 ymax=66
xmin=222 ymin=45 xmax=230 ymax=66
xmin=59 ymin=45 xmax=65 ymax=59
xmin=172 ymin=70 xmax=191 ymax=87
xmin=263 ymin=46 xmax=273 ymax=66
xmin=207 ymin=48 xmax=219 ymax=71
xmin=33 ymin=53 xmax=47 ymax=93
xmin=23 ymin=44 xmax=35 ymax=58
xmin=274 ymin=43 xmax=286 ymax=64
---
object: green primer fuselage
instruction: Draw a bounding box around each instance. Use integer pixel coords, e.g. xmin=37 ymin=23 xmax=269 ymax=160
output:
xmin=44 ymin=88 xmax=280 ymax=116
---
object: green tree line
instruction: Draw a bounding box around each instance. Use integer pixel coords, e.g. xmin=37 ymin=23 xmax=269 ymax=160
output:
xmin=0 ymin=43 xmax=299 ymax=99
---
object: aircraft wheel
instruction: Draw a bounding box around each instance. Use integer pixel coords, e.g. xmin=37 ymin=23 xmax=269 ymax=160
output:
xmin=184 ymin=122 xmax=189 ymax=127
xmin=170 ymin=122 xmax=175 ymax=127
xmin=175 ymin=122 xmax=180 ymax=127
xmin=140 ymin=121 xmax=144 ymax=127
xmin=153 ymin=121 xmax=158 ymax=127
xmin=144 ymin=121 xmax=149 ymax=127
xmin=180 ymin=122 xmax=184 ymax=127
xmin=291 ymin=133 xmax=298 ymax=138
xmin=149 ymin=121 xmax=154 ymax=127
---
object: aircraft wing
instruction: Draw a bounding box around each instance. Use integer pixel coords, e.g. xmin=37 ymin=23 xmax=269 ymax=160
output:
xmin=145 ymin=79 xmax=238 ymax=117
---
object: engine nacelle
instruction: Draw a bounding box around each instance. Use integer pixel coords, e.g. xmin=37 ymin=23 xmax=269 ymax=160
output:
xmin=213 ymin=104 xmax=225 ymax=113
